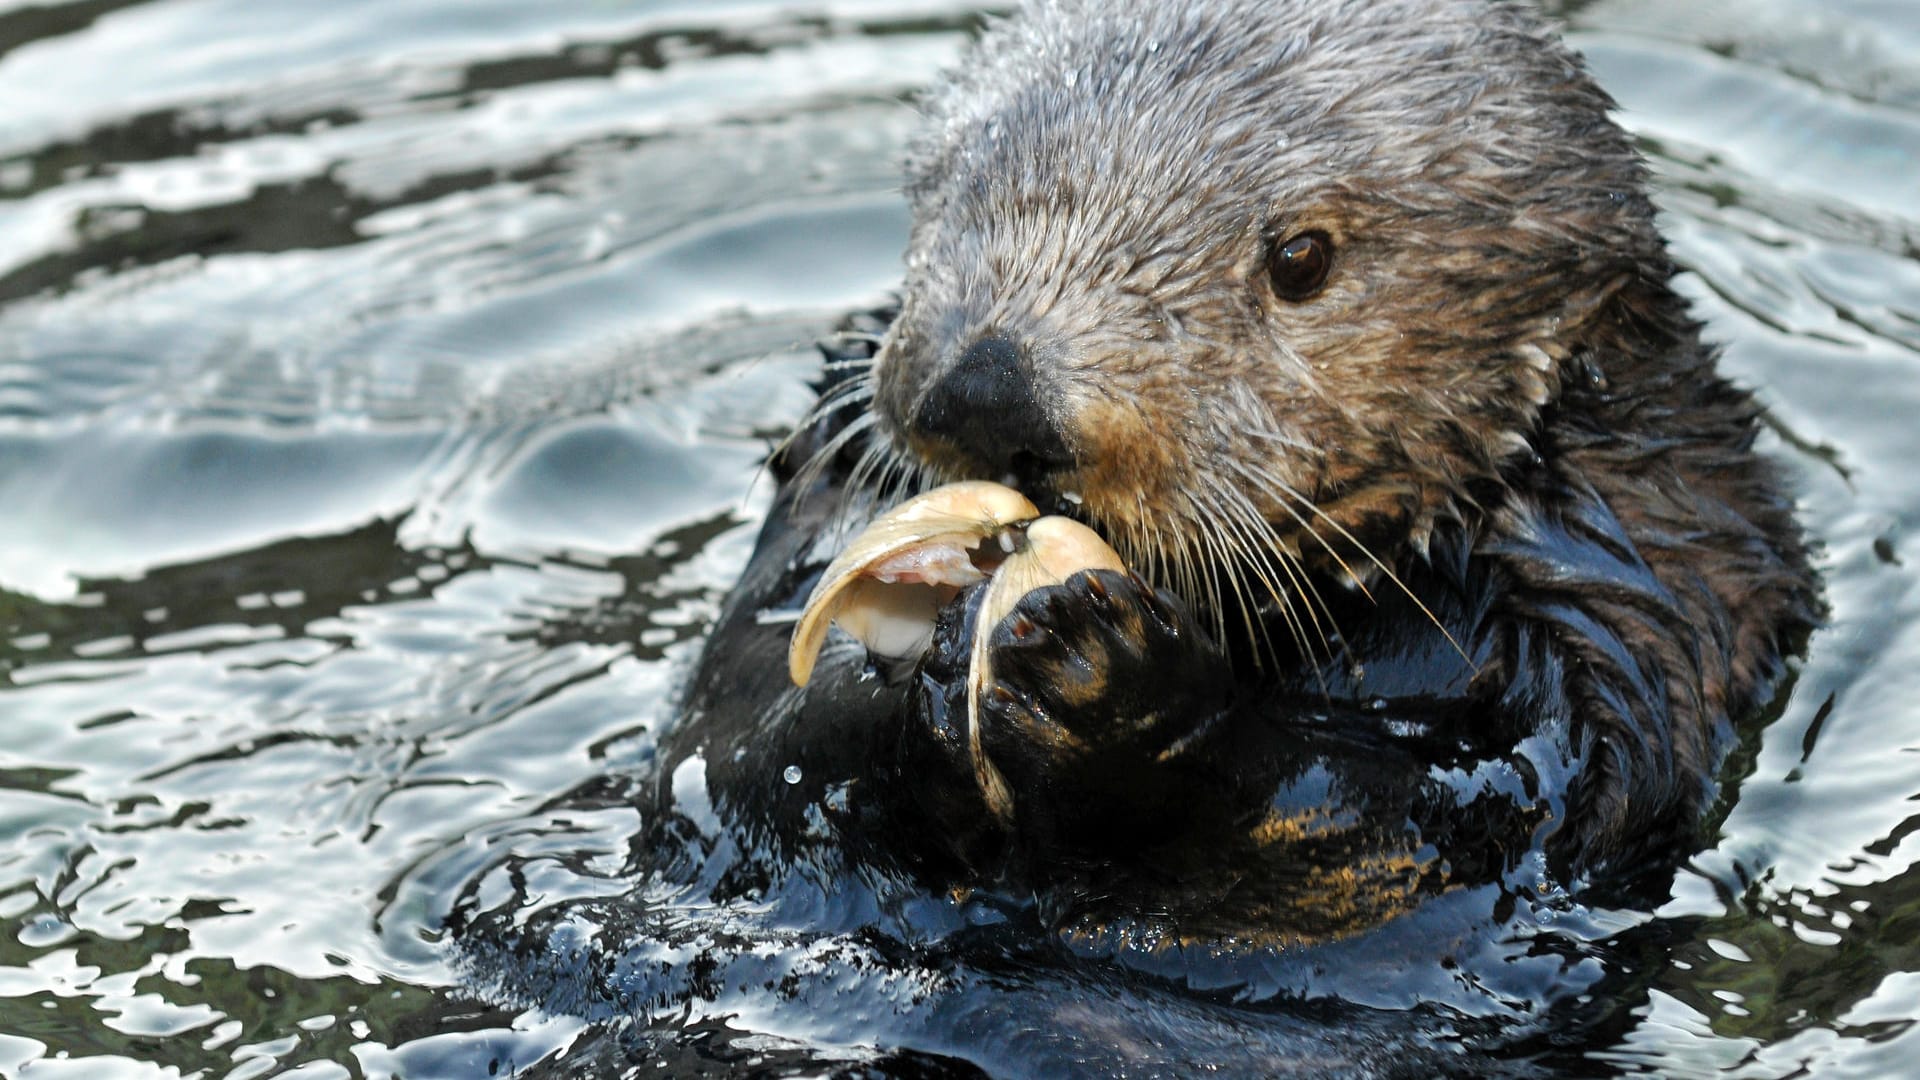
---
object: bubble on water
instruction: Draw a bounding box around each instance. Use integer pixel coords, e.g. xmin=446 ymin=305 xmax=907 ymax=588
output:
xmin=18 ymin=913 xmax=76 ymax=948
xmin=783 ymin=765 xmax=802 ymax=785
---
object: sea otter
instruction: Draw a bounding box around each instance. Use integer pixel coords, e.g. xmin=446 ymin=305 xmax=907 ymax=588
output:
xmin=458 ymin=0 xmax=1819 ymax=1072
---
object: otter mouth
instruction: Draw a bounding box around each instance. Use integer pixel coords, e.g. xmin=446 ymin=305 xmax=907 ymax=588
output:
xmin=999 ymin=457 xmax=1089 ymax=522
xmin=903 ymin=439 xmax=1091 ymax=526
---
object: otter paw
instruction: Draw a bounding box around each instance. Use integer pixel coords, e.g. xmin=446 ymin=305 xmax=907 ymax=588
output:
xmin=875 ymin=582 xmax=1008 ymax=868
xmin=979 ymin=568 xmax=1228 ymax=783
xmin=885 ymin=569 xmax=1229 ymax=866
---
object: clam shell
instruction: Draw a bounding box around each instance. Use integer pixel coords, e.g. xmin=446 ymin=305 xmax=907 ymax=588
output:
xmin=963 ymin=515 xmax=1126 ymax=821
xmin=786 ymin=481 xmax=1039 ymax=687
xmin=786 ymin=481 xmax=1128 ymax=824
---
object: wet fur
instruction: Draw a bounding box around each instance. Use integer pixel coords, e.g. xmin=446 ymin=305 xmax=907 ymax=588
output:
xmin=849 ymin=0 xmax=1819 ymax=875
xmin=457 ymin=0 xmax=1822 ymax=1071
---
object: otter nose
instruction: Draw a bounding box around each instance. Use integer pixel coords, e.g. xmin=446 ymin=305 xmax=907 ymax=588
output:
xmin=913 ymin=334 xmax=1074 ymax=482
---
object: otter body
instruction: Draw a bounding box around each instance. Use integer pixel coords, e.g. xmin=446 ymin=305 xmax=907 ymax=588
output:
xmin=459 ymin=1 xmax=1818 ymax=1073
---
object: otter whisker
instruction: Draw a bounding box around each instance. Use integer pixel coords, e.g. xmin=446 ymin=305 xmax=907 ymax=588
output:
xmin=816 ymin=376 xmax=876 ymax=403
xmin=794 ymin=383 xmax=877 ymax=440
xmin=845 ymin=436 xmax=894 ymax=504
xmin=1196 ymin=478 xmax=1299 ymax=659
xmin=819 ymin=358 xmax=878 ymax=378
xmin=1224 ymin=458 xmax=1375 ymax=604
xmin=1243 ymin=427 xmax=1318 ymax=454
xmin=1150 ymin=522 xmax=1203 ymax=643
xmin=1136 ymin=518 xmax=1182 ymax=614
xmin=1221 ymin=457 xmax=1467 ymax=666
xmin=840 ymin=436 xmax=934 ymax=539
xmin=1198 ymin=510 xmax=1264 ymax=652
xmin=1220 ymin=479 xmax=1343 ymax=679
xmin=1130 ymin=520 xmax=1180 ymax=619
xmin=1258 ymin=470 xmax=1474 ymax=670
xmin=791 ymin=408 xmax=878 ymax=491
xmin=1217 ymin=477 xmax=1342 ymax=645
xmin=1278 ymin=546 xmax=1338 ymax=656
xmin=1188 ymin=513 xmax=1246 ymax=650
xmin=1143 ymin=519 xmax=1205 ymax=647
xmin=1207 ymin=475 xmax=1338 ymax=669
xmin=883 ymin=454 xmax=931 ymax=510
xmin=873 ymin=450 xmax=912 ymax=506
xmin=773 ymin=369 xmax=878 ymax=470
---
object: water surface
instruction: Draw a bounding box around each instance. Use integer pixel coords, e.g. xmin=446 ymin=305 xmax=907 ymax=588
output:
xmin=0 ymin=0 xmax=1916 ymax=1075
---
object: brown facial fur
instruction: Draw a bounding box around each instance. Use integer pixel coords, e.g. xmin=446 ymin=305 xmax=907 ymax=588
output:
xmin=840 ymin=0 xmax=1819 ymax=871
xmin=874 ymin=0 xmax=1659 ymax=602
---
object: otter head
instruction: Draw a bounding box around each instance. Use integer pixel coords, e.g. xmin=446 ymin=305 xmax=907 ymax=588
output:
xmin=870 ymin=0 xmax=1670 ymax=630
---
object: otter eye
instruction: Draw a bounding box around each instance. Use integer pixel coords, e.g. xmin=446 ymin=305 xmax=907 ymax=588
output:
xmin=1266 ymin=230 xmax=1333 ymax=301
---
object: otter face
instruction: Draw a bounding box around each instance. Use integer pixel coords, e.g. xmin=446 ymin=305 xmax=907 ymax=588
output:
xmin=869 ymin=0 xmax=1668 ymax=627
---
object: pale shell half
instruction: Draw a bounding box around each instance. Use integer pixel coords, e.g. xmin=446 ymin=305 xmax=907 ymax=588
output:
xmin=962 ymin=515 xmax=1126 ymax=821
xmin=787 ymin=481 xmax=1040 ymax=687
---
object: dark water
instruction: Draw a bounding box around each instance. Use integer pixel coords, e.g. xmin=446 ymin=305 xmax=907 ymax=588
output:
xmin=0 ymin=0 xmax=1916 ymax=1076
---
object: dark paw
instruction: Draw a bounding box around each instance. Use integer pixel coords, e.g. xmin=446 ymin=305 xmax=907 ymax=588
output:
xmin=980 ymin=569 xmax=1224 ymax=767
xmin=880 ymin=568 xmax=1231 ymax=869
xmin=869 ymin=582 xmax=1008 ymax=871
xmin=974 ymin=569 xmax=1230 ymax=854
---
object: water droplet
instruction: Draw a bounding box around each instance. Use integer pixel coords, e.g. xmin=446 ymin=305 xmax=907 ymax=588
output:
xmin=783 ymin=765 xmax=802 ymax=785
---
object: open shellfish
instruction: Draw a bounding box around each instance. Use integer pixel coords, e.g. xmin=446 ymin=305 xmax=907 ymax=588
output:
xmin=787 ymin=481 xmax=1126 ymax=820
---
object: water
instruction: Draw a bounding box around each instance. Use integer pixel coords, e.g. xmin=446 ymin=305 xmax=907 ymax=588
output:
xmin=0 ymin=0 xmax=1915 ymax=1075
